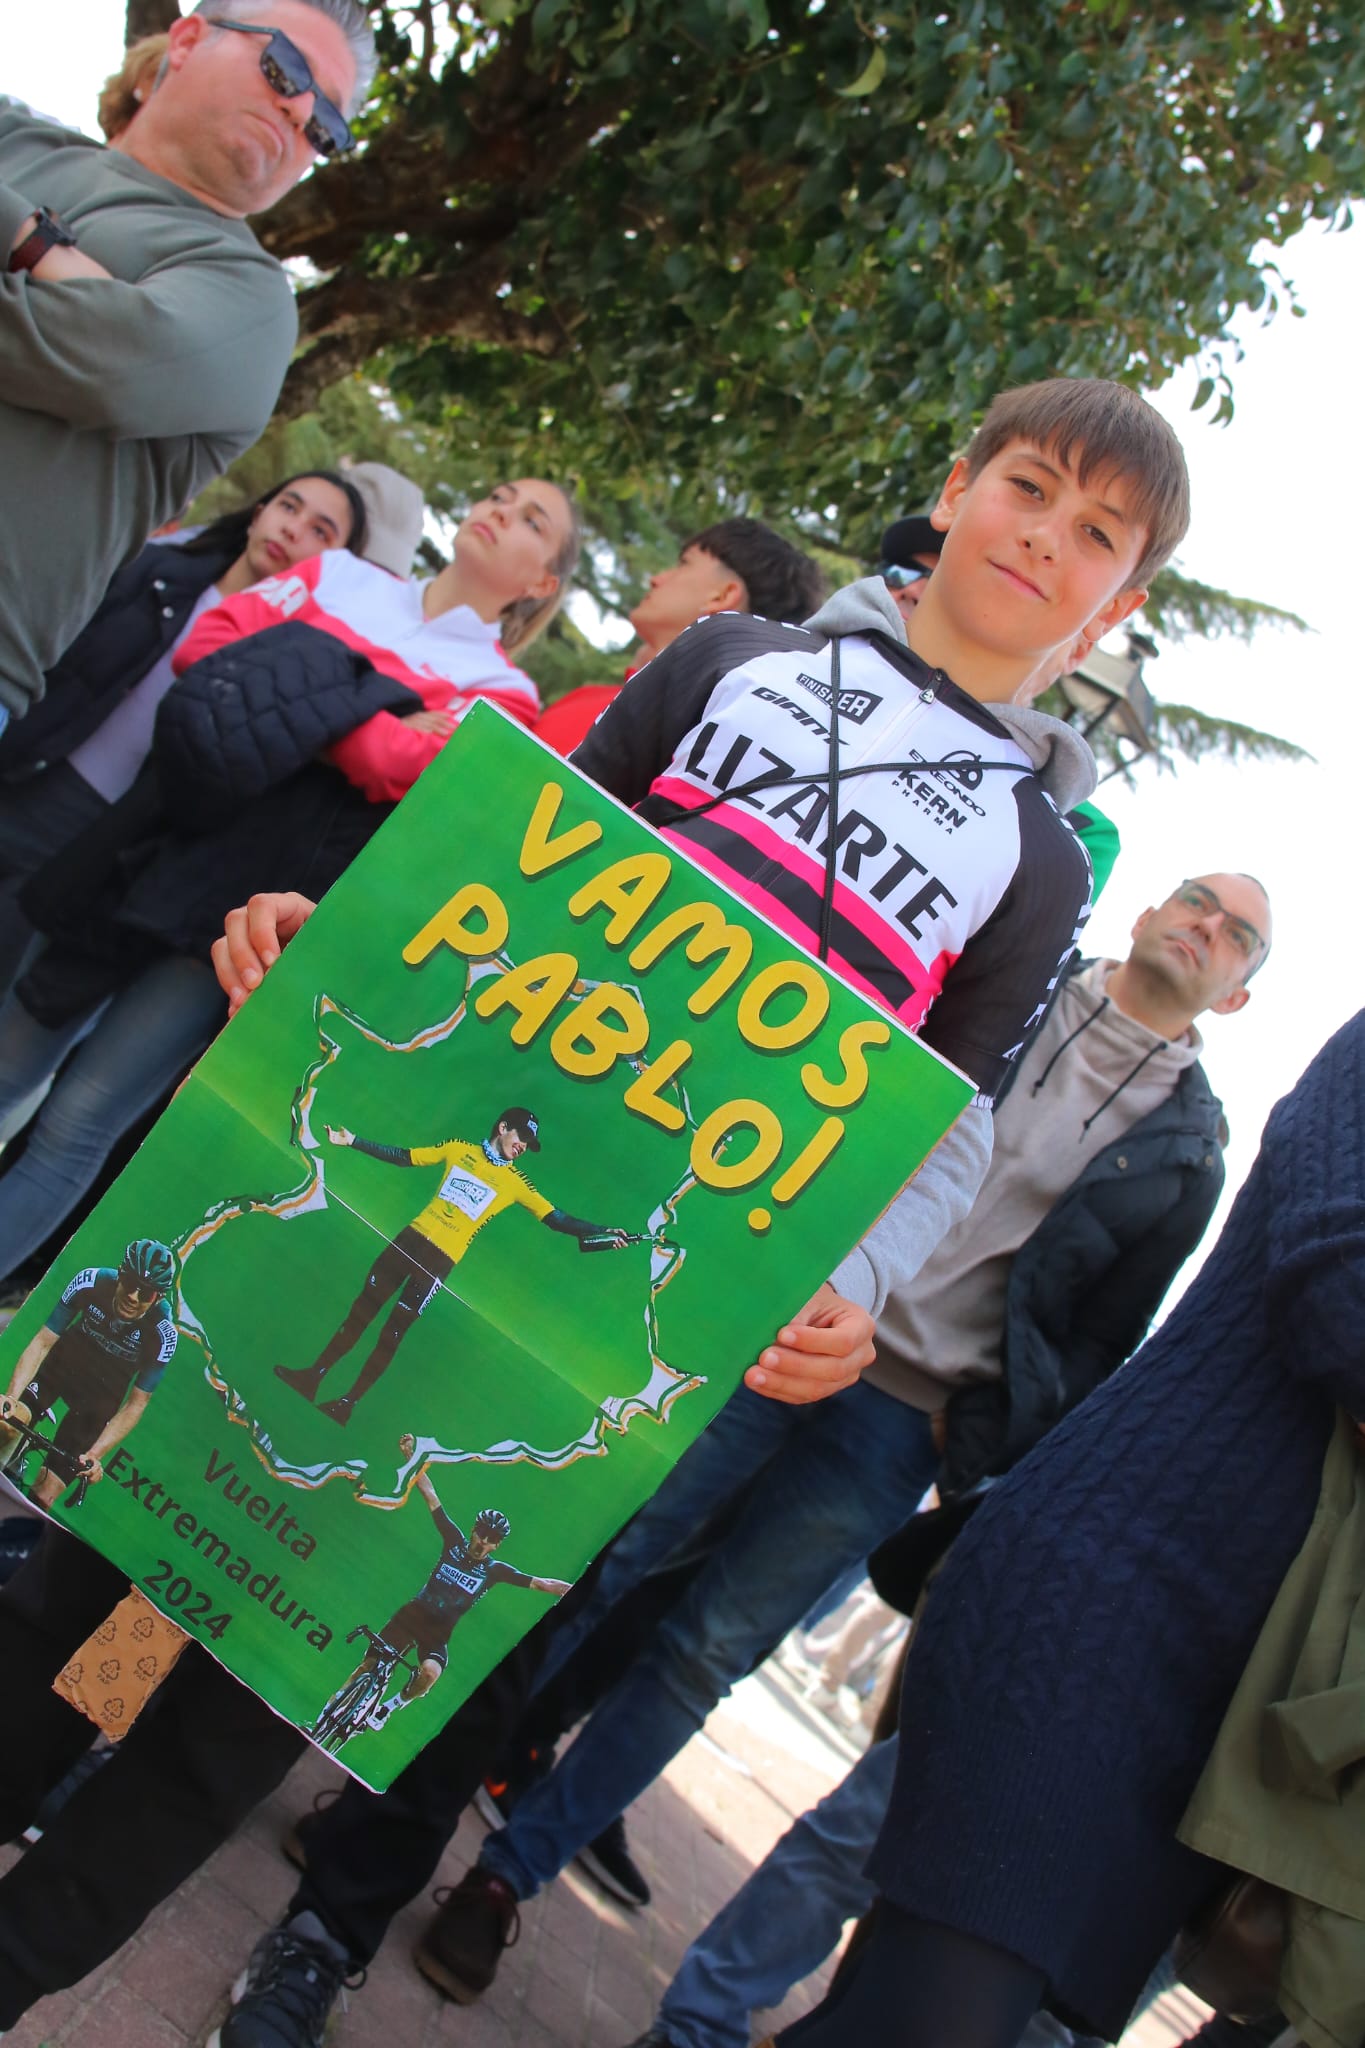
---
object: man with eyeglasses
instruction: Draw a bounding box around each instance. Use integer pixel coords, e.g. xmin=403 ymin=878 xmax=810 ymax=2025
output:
xmin=0 ymin=0 xmax=376 ymax=733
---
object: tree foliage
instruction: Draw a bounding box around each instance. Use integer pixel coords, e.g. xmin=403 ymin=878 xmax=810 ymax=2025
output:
xmin=170 ymin=0 xmax=1341 ymax=765
xmin=234 ymin=0 xmax=1363 ymax=556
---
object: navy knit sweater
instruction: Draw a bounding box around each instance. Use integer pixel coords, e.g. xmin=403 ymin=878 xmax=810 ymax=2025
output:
xmin=869 ymin=1007 xmax=1365 ymax=2039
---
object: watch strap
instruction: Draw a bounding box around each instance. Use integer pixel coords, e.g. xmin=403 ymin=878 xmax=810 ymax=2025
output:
xmin=8 ymin=206 xmax=78 ymax=276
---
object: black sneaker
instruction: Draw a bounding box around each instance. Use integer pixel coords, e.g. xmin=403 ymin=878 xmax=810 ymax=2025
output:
xmin=413 ymin=1867 xmax=520 ymax=2004
xmin=208 ymin=1911 xmax=360 ymax=2047
xmin=575 ymin=1813 xmax=651 ymax=1908
xmin=621 ymin=2029 xmax=684 ymax=2047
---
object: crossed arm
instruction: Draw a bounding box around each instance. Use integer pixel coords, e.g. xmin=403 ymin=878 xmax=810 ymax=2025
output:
xmin=8 ymin=215 xmax=113 ymax=284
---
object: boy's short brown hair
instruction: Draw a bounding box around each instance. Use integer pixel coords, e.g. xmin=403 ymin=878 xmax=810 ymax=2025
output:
xmin=963 ymin=378 xmax=1190 ymax=587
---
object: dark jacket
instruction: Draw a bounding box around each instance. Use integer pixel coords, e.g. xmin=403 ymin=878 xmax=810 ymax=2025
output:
xmin=18 ymin=623 xmax=419 ymax=1023
xmin=938 ymin=967 xmax=1227 ymax=1500
xmin=0 ymin=536 xmax=239 ymax=780
xmin=872 ymin=961 xmax=1228 ymax=1608
xmin=865 ymin=1010 xmax=1365 ymax=2041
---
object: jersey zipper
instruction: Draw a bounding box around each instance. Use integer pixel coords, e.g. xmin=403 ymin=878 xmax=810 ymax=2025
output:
xmin=742 ymin=652 xmax=947 ymax=903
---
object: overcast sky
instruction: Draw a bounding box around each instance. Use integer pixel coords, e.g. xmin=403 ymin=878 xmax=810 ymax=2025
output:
xmin=10 ymin=6 xmax=1363 ymax=1295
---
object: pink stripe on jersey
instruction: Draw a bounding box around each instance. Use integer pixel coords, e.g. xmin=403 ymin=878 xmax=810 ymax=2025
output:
xmin=650 ymin=777 xmax=943 ymax=1024
xmin=661 ymin=826 xmax=905 ymax=1019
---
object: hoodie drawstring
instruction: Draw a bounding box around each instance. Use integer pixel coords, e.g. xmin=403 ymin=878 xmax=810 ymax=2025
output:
xmin=1080 ymin=1040 xmax=1167 ymax=1138
xmin=818 ymin=639 xmax=844 ymax=961
xmin=656 ymin=641 xmax=1026 ymax=963
xmin=1031 ymin=995 xmax=1111 ymax=1095
xmin=1028 ymin=988 xmax=1171 ymax=1139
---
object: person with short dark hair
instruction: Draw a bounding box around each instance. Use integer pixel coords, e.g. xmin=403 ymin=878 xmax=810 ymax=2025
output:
xmin=535 ymin=515 xmax=827 ymax=756
xmin=621 ymin=869 xmax=1272 ymax=2048
xmin=0 ymin=0 xmax=377 ymax=729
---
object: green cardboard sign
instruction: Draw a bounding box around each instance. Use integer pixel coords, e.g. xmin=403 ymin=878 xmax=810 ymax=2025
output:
xmin=0 ymin=708 xmax=971 ymax=1788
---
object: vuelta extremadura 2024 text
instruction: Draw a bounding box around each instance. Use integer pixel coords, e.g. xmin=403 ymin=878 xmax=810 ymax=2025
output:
xmin=103 ymin=1444 xmax=334 ymax=1650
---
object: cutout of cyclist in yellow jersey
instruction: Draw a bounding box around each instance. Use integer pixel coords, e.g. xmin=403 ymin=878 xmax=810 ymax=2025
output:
xmin=275 ymin=1107 xmax=630 ymax=1425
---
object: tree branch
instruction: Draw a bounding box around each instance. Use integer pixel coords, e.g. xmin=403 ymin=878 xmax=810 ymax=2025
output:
xmin=256 ymin=29 xmax=628 ymax=270
xmin=279 ymin=267 xmax=562 ymax=416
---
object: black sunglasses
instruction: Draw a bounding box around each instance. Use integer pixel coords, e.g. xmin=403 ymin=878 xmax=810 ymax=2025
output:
xmin=215 ymin=19 xmax=354 ymax=157
xmin=882 ymin=562 xmax=934 ymax=590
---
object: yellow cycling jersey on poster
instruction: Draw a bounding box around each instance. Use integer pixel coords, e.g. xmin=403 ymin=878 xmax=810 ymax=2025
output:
xmin=406 ymin=1140 xmax=554 ymax=1262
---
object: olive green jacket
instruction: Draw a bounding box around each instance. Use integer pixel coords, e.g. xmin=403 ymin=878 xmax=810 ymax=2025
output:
xmin=1179 ymin=1412 xmax=1365 ymax=2048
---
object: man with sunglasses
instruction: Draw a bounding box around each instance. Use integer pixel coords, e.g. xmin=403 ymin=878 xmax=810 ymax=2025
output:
xmin=0 ymin=1 xmax=375 ymax=733
xmin=878 ymin=512 xmax=941 ymax=626
xmin=0 ymin=1238 xmax=179 ymax=1511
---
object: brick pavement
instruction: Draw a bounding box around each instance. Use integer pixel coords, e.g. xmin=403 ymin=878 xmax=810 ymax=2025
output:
xmin=0 ymin=1662 xmax=1209 ymax=2048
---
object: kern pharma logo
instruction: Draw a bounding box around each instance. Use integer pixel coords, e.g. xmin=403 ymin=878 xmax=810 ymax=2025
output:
xmin=793 ymin=673 xmax=882 ymax=725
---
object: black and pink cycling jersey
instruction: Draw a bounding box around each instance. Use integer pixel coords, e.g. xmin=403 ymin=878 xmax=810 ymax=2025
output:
xmin=574 ymin=612 xmax=1092 ymax=1105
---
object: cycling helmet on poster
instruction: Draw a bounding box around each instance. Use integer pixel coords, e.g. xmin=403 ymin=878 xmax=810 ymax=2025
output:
xmin=120 ymin=1238 xmax=179 ymax=1292
xmin=472 ymin=1508 xmax=512 ymax=1544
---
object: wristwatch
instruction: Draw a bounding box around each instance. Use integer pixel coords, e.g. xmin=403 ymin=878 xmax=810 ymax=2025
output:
xmin=8 ymin=206 xmax=78 ymax=275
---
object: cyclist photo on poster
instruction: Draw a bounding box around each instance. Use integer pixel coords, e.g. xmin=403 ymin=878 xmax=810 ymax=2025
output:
xmin=0 ymin=1239 xmax=179 ymax=1509
xmin=310 ymin=1432 xmax=573 ymax=1753
xmin=273 ymin=1104 xmax=633 ymax=1427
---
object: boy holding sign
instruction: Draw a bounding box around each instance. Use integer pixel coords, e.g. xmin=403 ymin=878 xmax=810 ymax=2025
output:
xmin=200 ymin=377 xmax=1190 ymax=2043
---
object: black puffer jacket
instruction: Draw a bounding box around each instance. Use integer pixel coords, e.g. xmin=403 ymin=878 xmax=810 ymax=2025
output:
xmin=151 ymin=620 xmax=419 ymax=833
xmin=939 ymin=1031 xmax=1226 ymax=1498
xmin=0 ymin=536 xmax=239 ymax=780
xmin=19 ymin=624 xmax=420 ymax=1023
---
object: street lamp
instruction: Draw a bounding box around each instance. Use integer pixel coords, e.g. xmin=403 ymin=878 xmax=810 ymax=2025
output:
xmin=1054 ymin=630 xmax=1160 ymax=780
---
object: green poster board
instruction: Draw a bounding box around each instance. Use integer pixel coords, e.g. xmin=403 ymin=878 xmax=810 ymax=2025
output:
xmin=0 ymin=708 xmax=971 ymax=1789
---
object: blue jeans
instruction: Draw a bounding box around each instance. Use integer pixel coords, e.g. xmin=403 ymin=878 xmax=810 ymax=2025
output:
xmin=0 ymin=955 xmax=225 ymax=1280
xmin=664 ymin=1730 xmax=898 ymax=2048
xmin=478 ymin=1379 xmax=939 ymax=1901
xmin=661 ymin=1729 xmax=1168 ymax=2048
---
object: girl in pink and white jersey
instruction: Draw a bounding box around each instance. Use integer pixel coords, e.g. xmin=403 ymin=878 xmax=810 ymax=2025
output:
xmin=176 ymin=477 xmax=581 ymax=801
